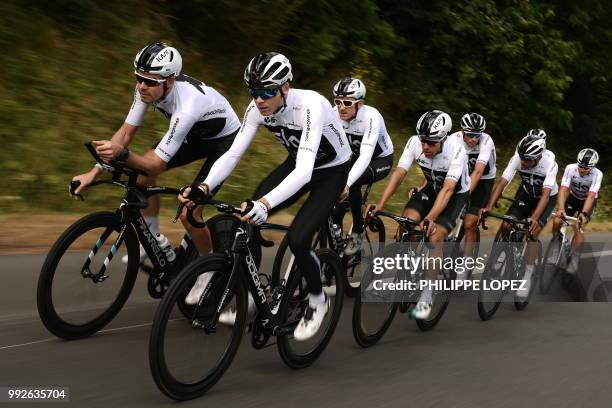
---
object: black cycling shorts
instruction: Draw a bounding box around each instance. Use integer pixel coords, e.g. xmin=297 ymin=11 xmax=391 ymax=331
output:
xmin=404 ymin=184 xmax=469 ymax=233
xmin=153 ymin=129 xmax=237 ymax=190
xmin=466 ymin=178 xmax=494 ymax=216
xmin=506 ymin=188 xmax=557 ymax=227
xmin=565 ymin=194 xmax=597 ymax=221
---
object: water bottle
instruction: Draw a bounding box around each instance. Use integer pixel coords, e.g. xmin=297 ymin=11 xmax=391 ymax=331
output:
xmin=156 ymin=234 xmax=176 ymax=262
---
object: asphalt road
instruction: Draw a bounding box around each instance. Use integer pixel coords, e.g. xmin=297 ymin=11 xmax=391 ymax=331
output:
xmin=2 ymin=234 xmax=612 ymax=408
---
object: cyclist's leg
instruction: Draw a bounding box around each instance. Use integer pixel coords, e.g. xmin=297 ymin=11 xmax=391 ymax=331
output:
xmin=503 ymin=188 xmax=533 ymax=240
xmin=398 ymin=184 xmax=432 ymax=239
xmin=464 ymin=178 xmax=493 ymax=257
xmin=431 ymin=191 xmax=469 ymax=280
xmin=288 ymin=163 xmax=349 ymax=297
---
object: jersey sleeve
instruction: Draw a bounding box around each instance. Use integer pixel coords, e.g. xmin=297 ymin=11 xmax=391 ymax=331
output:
xmin=476 ymin=135 xmax=493 ymax=165
xmin=589 ymin=169 xmax=603 ymax=195
xmin=543 ymin=161 xmax=558 ymax=190
xmin=501 ymin=153 xmax=520 ymax=182
xmin=263 ymin=100 xmax=324 ymax=208
xmin=560 ymin=165 xmax=572 ymax=188
xmin=153 ymin=111 xmax=199 ymax=162
xmin=125 ymin=87 xmax=148 ymax=126
xmin=203 ymin=102 xmax=261 ymax=191
xmin=346 ymin=111 xmax=380 ymax=187
xmin=397 ymin=136 xmax=420 ymax=170
xmin=446 ymin=143 xmax=467 ymax=181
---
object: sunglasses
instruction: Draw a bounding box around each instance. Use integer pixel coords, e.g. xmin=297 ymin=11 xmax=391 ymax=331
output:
xmin=419 ymin=137 xmax=440 ymax=146
xmin=334 ymin=99 xmax=358 ymax=108
xmin=249 ymin=87 xmax=279 ymax=100
xmin=578 ymin=165 xmax=592 ymax=170
xmin=464 ymin=131 xmax=482 ymax=138
xmin=134 ymin=72 xmax=167 ymax=87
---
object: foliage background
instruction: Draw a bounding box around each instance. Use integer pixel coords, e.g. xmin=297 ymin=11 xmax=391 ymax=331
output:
xmin=0 ymin=0 xmax=609 ymax=218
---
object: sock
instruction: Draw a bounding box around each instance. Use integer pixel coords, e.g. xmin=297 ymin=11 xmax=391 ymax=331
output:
xmin=309 ymin=291 xmax=326 ymax=306
xmin=144 ymin=215 xmax=160 ymax=236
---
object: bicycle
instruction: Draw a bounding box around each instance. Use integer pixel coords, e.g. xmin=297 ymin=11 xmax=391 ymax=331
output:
xmin=37 ymin=142 xmax=206 ymax=340
xmin=476 ymin=212 xmax=542 ymax=321
xmin=148 ymin=199 xmax=345 ymax=401
xmin=540 ymin=213 xmax=582 ymax=294
xmin=352 ymin=210 xmax=454 ymax=348
xmin=271 ymin=183 xmax=385 ymax=298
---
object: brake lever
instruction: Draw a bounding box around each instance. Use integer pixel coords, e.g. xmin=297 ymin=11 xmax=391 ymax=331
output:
xmin=172 ymin=202 xmax=185 ymax=224
xmin=69 ymin=180 xmax=84 ymax=201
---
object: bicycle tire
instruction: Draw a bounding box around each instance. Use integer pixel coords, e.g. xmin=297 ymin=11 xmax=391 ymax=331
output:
xmin=277 ymin=249 xmax=344 ymax=369
xmin=149 ymin=254 xmax=247 ymax=401
xmin=37 ymin=211 xmax=140 ymax=340
xmin=514 ymin=240 xmax=542 ymax=310
xmin=477 ymin=229 xmax=511 ymax=321
xmin=540 ymin=235 xmax=562 ymax=295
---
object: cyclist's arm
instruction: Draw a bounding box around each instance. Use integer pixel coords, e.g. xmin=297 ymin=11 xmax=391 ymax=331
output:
xmin=202 ymin=104 xmax=260 ymax=192
xmin=531 ymin=161 xmax=558 ymax=221
xmin=376 ymin=167 xmax=408 ymax=208
xmin=118 ymin=86 xmax=147 ymax=148
xmin=261 ymin=103 xmax=324 ymax=209
xmin=427 ymin=144 xmax=466 ymax=221
xmin=469 ymin=163 xmax=486 ymax=194
xmin=582 ymin=191 xmax=597 ymax=215
xmin=530 ymin=187 xmax=552 ymax=223
xmin=346 ymin=113 xmax=380 ymax=187
xmin=558 ymin=165 xmax=572 ymax=211
xmin=378 ymin=136 xmax=418 ymax=207
xmin=557 ymin=186 xmax=569 ymax=212
xmin=486 ymin=178 xmax=509 ymax=210
xmin=110 ymin=122 xmax=140 ymax=150
xmin=426 ymin=178 xmax=457 ymax=222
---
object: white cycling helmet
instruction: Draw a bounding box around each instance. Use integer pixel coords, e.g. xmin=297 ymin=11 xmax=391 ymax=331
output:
xmin=333 ymin=77 xmax=366 ymax=100
xmin=416 ymin=110 xmax=452 ymax=142
xmin=460 ymin=112 xmax=486 ymax=132
xmin=517 ymin=135 xmax=546 ymax=160
xmin=577 ymin=148 xmax=599 ymax=168
xmin=244 ymin=52 xmax=293 ymax=89
xmin=134 ymin=42 xmax=182 ymax=78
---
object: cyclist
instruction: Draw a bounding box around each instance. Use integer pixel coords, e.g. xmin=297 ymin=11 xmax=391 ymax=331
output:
xmin=551 ymin=148 xmax=602 ymax=273
xmin=367 ymin=110 xmax=470 ymax=319
xmin=71 ymin=42 xmax=240 ymax=260
xmin=331 ymin=77 xmax=394 ymax=255
xmin=180 ymin=52 xmax=351 ymax=341
xmin=481 ymin=134 xmax=559 ymax=297
xmin=450 ymin=113 xmax=496 ymax=271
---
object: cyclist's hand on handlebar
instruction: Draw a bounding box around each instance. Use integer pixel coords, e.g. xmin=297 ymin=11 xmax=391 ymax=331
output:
xmin=527 ymin=218 xmax=541 ymax=236
xmin=92 ymin=140 xmax=123 ymax=162
xmin=555 ymin=209 xmax=566 ymax=219
xmin=578 ymin=212 xmax=588 ymax=226
xmin=70 ymin=171 xmax=97 ymax=196
xmin=240 ymin=199 xmax=268 ymax=225
xmin=364 ymin=203 xmax=380 ymax=219
xmin=178 ymin=184 xmax=210 ymax=208
xmin=420 ymin=217 xmax=436 ymax=237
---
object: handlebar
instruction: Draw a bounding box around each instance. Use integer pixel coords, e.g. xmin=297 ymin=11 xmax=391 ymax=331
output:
xmin=479 ymin=211 xmax=531 ymax=231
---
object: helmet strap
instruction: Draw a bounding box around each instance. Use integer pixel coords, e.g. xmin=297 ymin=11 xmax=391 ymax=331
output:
xmin=274 ymin=86 xmax=288 ymax=114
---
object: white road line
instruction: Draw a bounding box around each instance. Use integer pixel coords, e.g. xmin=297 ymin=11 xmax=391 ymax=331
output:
xmin=0 ymin=319 xmax=181 ymax=351
xmin=582 ymin=249 xmax=612 ymax=259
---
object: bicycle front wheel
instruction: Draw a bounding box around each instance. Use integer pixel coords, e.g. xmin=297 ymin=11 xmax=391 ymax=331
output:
xmin=344 ymin=216 xmax=386 ymax=298
xmin=540 ymin=235 xmax=562 ymax=295
xmin=277 ymin=249 xmax=344 ymax=369
xmin=37 ymin=211 xmax=140 ymax=340
xmin=149 ymin=254 xmax=247 ymax=401
xmin=477 ymin=230 xmax=512 ymax=321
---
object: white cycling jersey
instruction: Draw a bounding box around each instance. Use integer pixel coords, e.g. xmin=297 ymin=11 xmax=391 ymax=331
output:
xmin=336 ymin=104 xmax=394 ymax=187
xmin=560 ymin=163 xmax=603 ymax=200
xmin=204 ymin=88 xmax=351 ymax=209
xmin=125 ymin=74 xmax=241 ymax=162
xmin=501 ymin=150 xmax=559 ymax=197
xmin=450 ymin=131 xmax=496 ymax=179
xmin=398 ymin=135 xmax=470 ymax=194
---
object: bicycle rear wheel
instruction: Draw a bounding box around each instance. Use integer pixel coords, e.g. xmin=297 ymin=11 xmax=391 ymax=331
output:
xmin=37 ymin=211 xmax=140 ymax=339
xmin=149 ymin=254 xmax=247 ymax=401
xmin=277 ymin=249 xmax=344 ymax=369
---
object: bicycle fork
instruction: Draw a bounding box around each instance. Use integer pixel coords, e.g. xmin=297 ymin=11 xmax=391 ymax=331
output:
xmin=80 ymin=224 xmax=128 ymax=283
